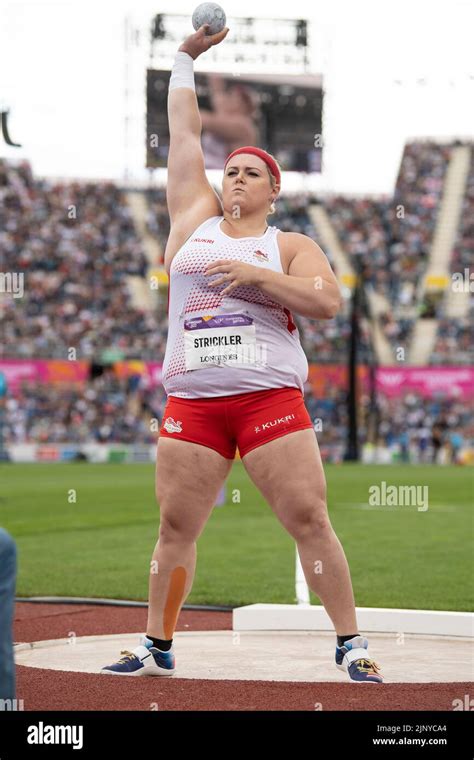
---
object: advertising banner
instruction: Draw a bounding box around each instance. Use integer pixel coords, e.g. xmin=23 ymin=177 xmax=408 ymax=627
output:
xmin=1 ymin=361 xmax=472 ymax=399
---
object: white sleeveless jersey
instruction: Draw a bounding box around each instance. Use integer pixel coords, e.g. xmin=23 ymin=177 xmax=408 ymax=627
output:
xmin=161 ymin=215 xmax=309 ymax=398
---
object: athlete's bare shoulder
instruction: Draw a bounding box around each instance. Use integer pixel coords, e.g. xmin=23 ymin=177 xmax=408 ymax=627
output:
xmin=164 ymin=198 xmax=223 ymax=274
xmin=276 ymin=230 xmax=328 ymax=274
xmin=274 ymin=229 xmax=304 ymax=274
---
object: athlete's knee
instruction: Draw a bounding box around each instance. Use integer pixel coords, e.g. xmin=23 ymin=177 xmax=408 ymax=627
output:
xmin=158 ymin=514 xmax=201 ymax=543
xmin=281 ymin=495 xmax=331 ymax=539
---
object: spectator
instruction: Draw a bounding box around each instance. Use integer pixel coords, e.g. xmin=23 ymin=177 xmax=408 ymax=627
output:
xmin=0 ymin=529 xmax=17 ymax=702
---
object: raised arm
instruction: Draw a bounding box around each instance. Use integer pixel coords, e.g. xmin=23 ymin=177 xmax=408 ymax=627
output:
xmin=166 ymin=24 xmax=229 ymax=225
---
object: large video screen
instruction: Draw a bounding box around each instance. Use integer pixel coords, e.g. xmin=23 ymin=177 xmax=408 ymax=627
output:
xmin=146 ymin=69 xmax=323 ymax=173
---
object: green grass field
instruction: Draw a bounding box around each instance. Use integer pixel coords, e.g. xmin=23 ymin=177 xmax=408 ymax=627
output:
xmin=0 ymin=463 xmax=472 ymax=611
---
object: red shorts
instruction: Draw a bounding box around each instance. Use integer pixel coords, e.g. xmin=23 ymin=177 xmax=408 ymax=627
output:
xmin=159 ymin=386 xmax=314 ymax=460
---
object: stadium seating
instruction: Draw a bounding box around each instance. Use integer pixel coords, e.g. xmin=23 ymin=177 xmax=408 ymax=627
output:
xmin=1 ymin=140 xmax=472 ymax=457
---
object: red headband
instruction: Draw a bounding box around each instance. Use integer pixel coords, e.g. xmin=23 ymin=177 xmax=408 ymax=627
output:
xmin=224 ymin=146 xmax=281 ymax=185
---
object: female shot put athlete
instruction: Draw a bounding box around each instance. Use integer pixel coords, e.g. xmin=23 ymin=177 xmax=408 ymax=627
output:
xmin=102 ymin=24 xmax=383 ymax=684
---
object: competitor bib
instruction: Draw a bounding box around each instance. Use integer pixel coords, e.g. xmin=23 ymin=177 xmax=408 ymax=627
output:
xmin=184 ymin=314 xmax=258 ymax=370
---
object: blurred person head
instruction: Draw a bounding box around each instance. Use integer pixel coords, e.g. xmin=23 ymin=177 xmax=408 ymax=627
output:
xmin=222 ymin=148 xmax=281 ymax=218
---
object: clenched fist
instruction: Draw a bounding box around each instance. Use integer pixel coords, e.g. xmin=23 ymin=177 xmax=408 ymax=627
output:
xmin=179 ymin=24 xmax=229 ymax=60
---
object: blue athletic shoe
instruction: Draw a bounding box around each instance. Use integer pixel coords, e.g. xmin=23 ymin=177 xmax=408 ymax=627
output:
xmin=335 ymin=635 xmax=383 ymax=683
xmin=101 ymin=635 xmax=175 ymax=677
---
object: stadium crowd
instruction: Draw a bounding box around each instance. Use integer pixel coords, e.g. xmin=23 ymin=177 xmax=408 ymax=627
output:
xmin=320 ymin=141 xmax=454 ymax=357
xmin=3 ymin=371 xmax=472 ymax=465
xmin=431 ymin=147 xmax=473 ymax=365
xmin=1 ymin=140 xmax=472 ymax=459
xmin=2 ymin=143 xmax=471 ymax=366
xmin=321 ymin=142 xmax=451 ymax=305
xmin=430 ymin=313 xmax=473 ymax=365
xmin=0 ymin=159 xmax=165 ymax=361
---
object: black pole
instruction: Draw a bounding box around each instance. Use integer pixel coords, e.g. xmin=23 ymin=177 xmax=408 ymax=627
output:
xmin=362 ymin=275 xmax=379 ymax=447
xmin=344 ymin=261 xmax=380 ymax=461
xmin=367 ymin=357 xmax=379 ymax=445
xmin=345 ymin=278 xmax=360 ymax=461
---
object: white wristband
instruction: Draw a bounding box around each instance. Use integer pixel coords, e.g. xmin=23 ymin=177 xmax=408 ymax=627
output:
xmin=169 ymin=51 xmax=195 ymax=92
